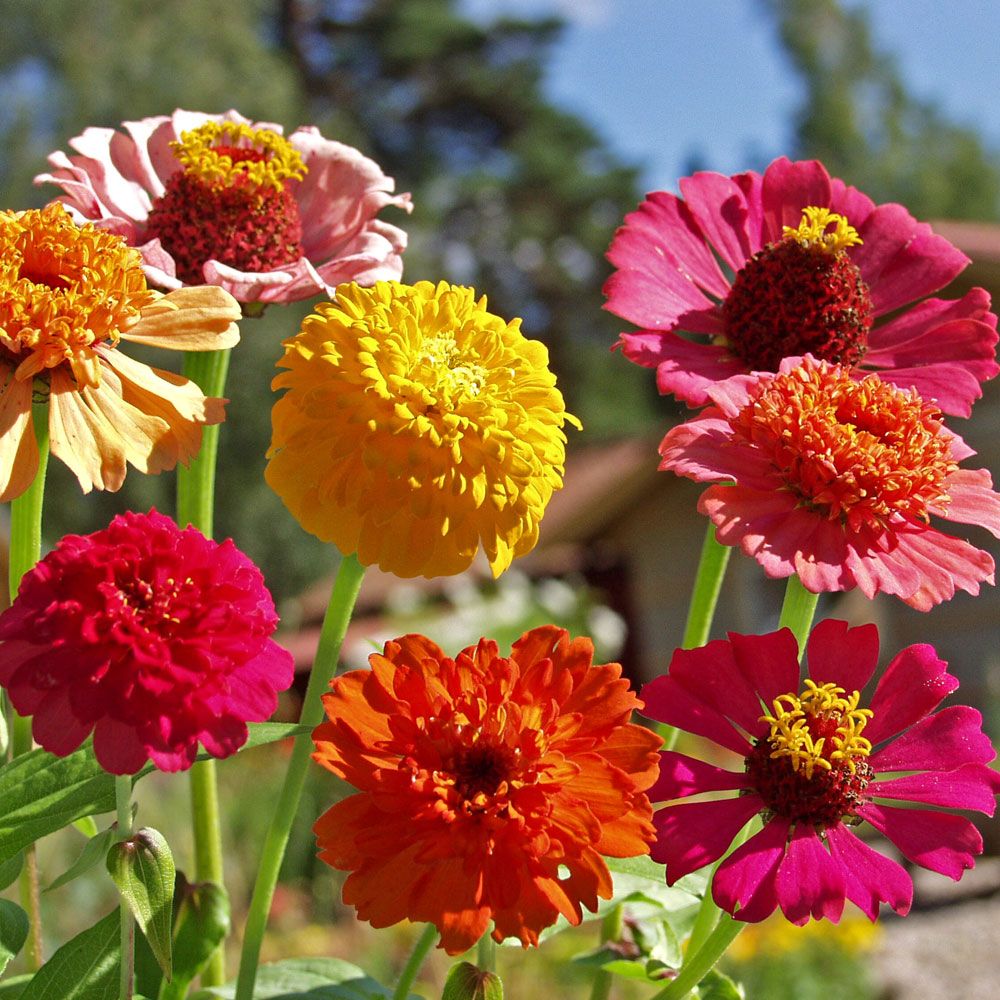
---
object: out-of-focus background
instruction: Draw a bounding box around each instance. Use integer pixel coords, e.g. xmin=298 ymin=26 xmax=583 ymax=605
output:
xmin=3 ymin=2 xmax=999 ymax=996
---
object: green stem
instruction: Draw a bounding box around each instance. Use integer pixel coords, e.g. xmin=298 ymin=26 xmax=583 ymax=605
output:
xmin=117 ymin=775 xmax=134 ymax=1000
xmin=589 ymin=904 xmax=624 ymax=1000
xmin=650 ymin=914 xmax=743 ymax=1000
xmin=392 ymin=924 xmax=437 ymax=1000
xmin=476 ymin=933 xmax=496 ymax=973
xmin=9 ymin=402 xmax=49 ymax=972
xmin=777 ymin=574 xmax=821 ymax=655
xmin=235 ymin=553 xmax=367 ymax=1000
xmin=177 ymin=347 xmax=231 ymax=988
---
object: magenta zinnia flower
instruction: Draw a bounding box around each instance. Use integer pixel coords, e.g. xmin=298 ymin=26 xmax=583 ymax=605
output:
xmin=642 ymin=620 xmax=1000 ymax=924
xmin=605 ymin=157 xmax=998 ymax=417
xmin=36 ymin=109 xmax=412 ymax=305
xmin=660 ymin=355 xmax=1000 ymax=610
xmin=0 ymin=510 xmax=294 ymax=774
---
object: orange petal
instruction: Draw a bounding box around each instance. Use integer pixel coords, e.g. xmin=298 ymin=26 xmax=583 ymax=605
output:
xmin=125 ymin=286 xmax=241 ymax=351
xmin=0 ymin=374 xmax=38 ymax=502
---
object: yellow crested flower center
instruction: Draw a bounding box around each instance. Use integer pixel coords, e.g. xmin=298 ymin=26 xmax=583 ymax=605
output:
xmin=0 ymin=204 xmax=158 ymax=387
xmin=413 ymin=333 xmax=489 ymax=402
xmin=760 ymin=680 xmax=873 ymax=781
xmin=782 ymin=206 xmax=863 ymax=254
xmin=171 ymin=121 xmax=306 ymax=192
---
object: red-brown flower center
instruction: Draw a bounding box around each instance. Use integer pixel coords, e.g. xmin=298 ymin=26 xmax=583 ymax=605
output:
xmin=451 ymin=743 xmax=518 ymax=801
xmin=722 ymin=207 xmax=873 ymax=372
xmin=144 ymin=121 xmax=306 ymax=285
xmin=745 ymin=680 xmax=873 ymax=827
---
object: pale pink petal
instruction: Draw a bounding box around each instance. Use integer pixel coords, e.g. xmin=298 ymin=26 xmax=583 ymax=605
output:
xmin=774 ymin=824 xmax=845 ymax=924
xmin=940 ymin=470 xmax=1000 ymax=539
xmin=659 ymin=413 xmax=774 ymax=483
xmin=859 ymin=802 xmax=982 ymax=879
xmin=826 ymin=823 xmax=912 ymax=919
xmin=805 ymin=619 xmax=878 ymax=694
xmin=651 ymin=795 xmax=763 ymax=881
xmin=648 ymin=750 xmax=750 ymax=801
xmin=870 ymin=706 xmax=995 ymax=772
xmin=865 ymin=644 xmax=957 ymax=744
xmin=869 ymin=763 xmax=999 ymax=815
xmin=712 ymin=816 xmax=791 ymax=921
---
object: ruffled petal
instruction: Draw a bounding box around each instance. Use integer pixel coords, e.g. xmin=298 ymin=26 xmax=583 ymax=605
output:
xmin=677 ymin=172 xmax=756 ymax=274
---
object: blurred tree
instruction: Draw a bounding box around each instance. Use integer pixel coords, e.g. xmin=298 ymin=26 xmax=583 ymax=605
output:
xmin=764 ymin=0 xmax=1000 ymax=220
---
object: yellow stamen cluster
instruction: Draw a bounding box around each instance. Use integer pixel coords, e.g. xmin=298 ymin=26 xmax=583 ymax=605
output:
xmin=761 ymin=680 xmax=873 ymax=780
xmin=171 ymin=121 xmax=306 ymax=191
xmin=783 ymin=206 xmax=862 ymax=254
xmin=0 ymin=204 xmax=158 ymax=388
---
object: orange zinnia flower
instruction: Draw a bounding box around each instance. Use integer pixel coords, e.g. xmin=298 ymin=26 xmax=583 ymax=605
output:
xmin=312 ymin=626 xmax=661 ymax=954
xmin=0 ymin=204 xmax=240 ymax=499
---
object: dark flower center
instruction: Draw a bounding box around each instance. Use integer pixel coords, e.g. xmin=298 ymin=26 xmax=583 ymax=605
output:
xmin=722 ymin=207 xmax=873 ymax=372
xmin=451 ymin=743 xmax=517 ymax=801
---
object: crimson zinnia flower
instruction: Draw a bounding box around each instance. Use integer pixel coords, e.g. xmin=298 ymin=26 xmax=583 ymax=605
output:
xmin=606 ymin=157 xmax=998 ymax=416
xmin=659 ymin=355 xmax=1000 ymax=610
xmin=312 ymin=626 xmax=661 ymax=953
xmin=642 ymin=620 xmax=1000 ymax=924
xmin=0 ymin=510 xmax=294 ymax=774
xmin=37 ymin=109 xmax=411 ymax=305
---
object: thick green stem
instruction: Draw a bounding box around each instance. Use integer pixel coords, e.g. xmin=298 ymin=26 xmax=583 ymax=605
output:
xmin=9 ymin=402 xmax=49 ymax=972
xmin=476 ymin=934 xmax=496 ymax=973
xmin=589 ymin=904 xmax=624 ymax=1000
xmin=392 ymin=924 xmax=437 ymax=1000
xmin=117 ymin=775 xmax=135 ymax=1000
xmin=777 ymin=574 xmax=821 ymax=655
xmin=177 ymin=347 xmax=231 ymax=988
xmin=650 ymin=914 xmax=743 ymax=1000
xmin=235 ymin=554 xmax=367 ymax=1000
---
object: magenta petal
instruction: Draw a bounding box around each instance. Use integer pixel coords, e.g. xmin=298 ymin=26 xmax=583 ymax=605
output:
xmin=728 ymin=628 xmax=801 ymax=713
xmin=760 ymin=158 xmax=832 ymax=241
xmin=826 ymin=823 xmax=912 ymax=919
xmin=618 ymin=330 xmax=738 ymax=406
xmin=867 ymin=288 xmax=996 ymax=352
xmin=648 ymin=750 xmax=749 ymax=801
xmin=678 ymin=172 xmax=755 ymax=273
xmin=641 ymin=675 xmax=751 ymax=756
xmin=870 ymin=706 xmax=995 ymax=772
xmin=869 ymin=763 xmax=1000 ymax=816
xmin=805 ymin=619 xmax=878 ymax=695
xmin=859 ymin=802 xmax=982 ymax=880
xmin=30 ymin=686 xmax=91 ymax=757
xmin=865 ymin=644 xmax=957 ymax=744
xmin=651 ymin=795 xmax=764 ymax=882
xmin=712 ymin=816 xmax=791 ymax=921
xmin=774 ymin=825 xmax=846 ymax=924
xmin=92 ymin=717 xmax=149 ymax=775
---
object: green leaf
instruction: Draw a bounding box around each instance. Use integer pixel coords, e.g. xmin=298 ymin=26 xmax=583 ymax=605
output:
xmin=441 ymin=962 xmax=503 ymax=1000
xmin=0 ymin=854 xmax=22 ymax=893
xmin=696 ymin=968 xmax=745 ymax=1000
xmin=0 ymin=723 xmax=308 ymax=867
xmin=0 ymin=901 xmax=28 ymax=978
xmin=158 ymin=877 xmax=230 ymax=1000
xmin=18 ymin=909 xmax=119 ymax=1000
xmin=191 ymin=957 xmax=407 ymax=999
xmin=0 ymin=974 xmax=31 ymax=997
xmin=46 ymin=827 xmax=117 ymax=893
xmin=106 ymin=828 xmax=175 ymax=981
xmin=73 ymin=817 xmax=100 ymax=838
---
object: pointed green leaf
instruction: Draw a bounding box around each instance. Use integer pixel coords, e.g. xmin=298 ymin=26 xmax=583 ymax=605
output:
xmin=191 ymin=957 xmax=408 ymax=998
xmin=18 ymin=909 xmax=119 ymax=1000
xmin=158 ymin=877 xmax=230 ymax=1000
xmin=73 ymin=816 xmax=100 ymax=838
xmin=46 ymin=827 xmax=117 ymax=893
xmin=106 ymin=828 xmax=174 ymax=980
xmin=0 ymin=854 xmax=22 ymax=893
xmin=696 ymin=968 xmax=745 ymax=1000
xmin=0 ymin=901 xmax=28 ymax=978
xmin=0 ymin=723 xmax=308 ymax=867
xmin=441 ymin=962 xmax=503 ymax=1000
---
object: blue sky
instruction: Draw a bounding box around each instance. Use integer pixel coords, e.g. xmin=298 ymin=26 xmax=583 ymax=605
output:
xmin=463 ymin=0 xmax=1000 ymax=193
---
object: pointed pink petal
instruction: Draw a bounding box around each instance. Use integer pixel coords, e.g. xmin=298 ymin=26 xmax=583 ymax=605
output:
xmin=617 ymin=331 xmax=740 ymax=405
xmin=651 ymin=795 xmax=764 ymax=882
xmin=641 ymin=675 xmax=751 ymax=756
xmin=940 ymin=469 xmax=1000 ymax=540
xmin=774 ymin=825 xmax=845 ymax=924
xmin=870 ymin=706 xmax=995 ymax=772
xmin=678 ymin=172 xmax=755 ymax=273
xmin=875 ymin=362 xmax=986 ymax=418
xmin=869 ymin=763 xmax=999 ymax=816
xmin=858 ymin=802 xmax=982 ymax=880
xmin=648 ymin=750 xmax=750 ymax=801
xmin=712 ymin=816 xmax=791 ymax=921
xmin=866 ymin=287 xmax=996 ymax=351
xmin=805 ymin=619 xmax=879 ymax=695
xmin=826 ymin=823 xmax=912 ymax=919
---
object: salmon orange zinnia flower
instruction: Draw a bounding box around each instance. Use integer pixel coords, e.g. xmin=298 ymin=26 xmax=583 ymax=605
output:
xmin=312 ymin=626 xmax=661 ymax=953
xmin=659 ymin=355 xmax=1000 ymax=609
xmin=37 ymin=109 xmax=411 ymax=305
xmin=266 ymin=281 xmax=580 ymax=578
xmin=0 ymin=203 xmax=240 ymax=500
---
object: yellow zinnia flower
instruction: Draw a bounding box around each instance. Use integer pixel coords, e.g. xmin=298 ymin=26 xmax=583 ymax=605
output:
xmin=266 ymin=280 xmax=580 ymax=578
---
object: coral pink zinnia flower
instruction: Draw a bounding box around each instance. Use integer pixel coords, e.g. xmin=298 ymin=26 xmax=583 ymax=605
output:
xmin=605 ymin=157 xmax=998 ymax=417
xmin=36 ymin=109 xmax=412 ymax=305
xmin=642 ymin=620 xmax=1000 ymax=925
xmin=0 ymin=510 xmax=294 ymax=774
xmin=659 ymin=355 xmax=1000 ymax=610
xmin=311 ymin=626 xmax=661 ymax=953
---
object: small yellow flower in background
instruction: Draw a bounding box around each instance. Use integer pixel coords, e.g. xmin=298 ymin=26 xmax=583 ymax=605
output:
xmin=727 ymin=909 xmax=881 ymax=963
xmin=266 ymin=280 xmax=580 ymax=578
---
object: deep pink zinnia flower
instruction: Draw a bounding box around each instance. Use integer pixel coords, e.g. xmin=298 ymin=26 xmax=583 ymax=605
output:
xmin=0 ymin=510 xmax=294 ymax=774
xmin=605 ymin=157 xmax=998 ymax=417
xmin=642 ymin=620 xmax=1000 ymax=925
xmin=659 ymin=355 xmax=1000 ymax=610
xmin=36 ymin=109 xmax=412 ymax=305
